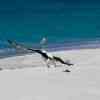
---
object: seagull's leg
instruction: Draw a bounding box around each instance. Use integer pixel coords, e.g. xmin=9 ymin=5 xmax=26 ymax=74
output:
xmin=46 ymin=59 xmax=51 ymax=68
xmin=52 ymin=59 xmax=56 ymax=68
xmin=42 ymin=57 xmax=50 ymax=68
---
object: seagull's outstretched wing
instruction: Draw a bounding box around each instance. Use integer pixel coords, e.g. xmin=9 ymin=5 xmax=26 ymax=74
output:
xmin=27 ymin=48 xmax=50 ymax=59
xmin=7 ymin=40 xmax=31 ymax=54
xmin=7 ymin=40 xmax=46 ymax=55
xmin=53 ymin=56 xmax=73 ymax=66
xmin=7 ymin=40 xmax=18 ymax=48
xmin=7 ymin=40 xmax=25 ymax=49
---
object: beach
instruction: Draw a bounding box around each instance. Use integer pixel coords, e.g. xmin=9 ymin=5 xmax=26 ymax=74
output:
xmin=0 ymin=48 xmax=100 ymax=100
xmin=0 ymin=0 xmax=99 ymax=99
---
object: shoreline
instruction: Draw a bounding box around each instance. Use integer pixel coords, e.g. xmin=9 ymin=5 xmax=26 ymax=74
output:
xmin=0 ymin=44 xmax=100 ymax=59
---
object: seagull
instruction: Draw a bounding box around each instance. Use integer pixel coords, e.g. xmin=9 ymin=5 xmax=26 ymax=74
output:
xmin=7 ymin=40 xmax=73 ymax=69
xmin=28 ymin=48 xmax=73 ymax=68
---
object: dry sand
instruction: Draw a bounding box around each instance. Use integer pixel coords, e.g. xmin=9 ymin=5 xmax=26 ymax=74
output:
xmin=0 ymin=48 xmax=100 ymax=100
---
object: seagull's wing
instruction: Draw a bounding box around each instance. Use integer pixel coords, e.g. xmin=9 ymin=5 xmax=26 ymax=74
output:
xmin=7 ymin=40 xmax=28 ymax=50
xmin=53 ymin=56 xmax=65 ymax=64
xmin=7 ymin=40 xmax=17 ymax=48
xmin=7 ymin=40 xmax=50 ymax=59
xmin=28 ymin=48 xmax=45 ymax=55
xmin=7 ymin=40 xmax=33 ymax=55
xmin=8 ymin=40 xmax=21 ymax=48
xmin=28 ymin=48 xmax=50 ymax=59
xmin=53 ymin=56 xmax=73 ymax=66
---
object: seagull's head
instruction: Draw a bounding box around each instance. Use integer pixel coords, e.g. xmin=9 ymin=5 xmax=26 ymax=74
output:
xmin=42 ymin=50 xmax=47 ymax=53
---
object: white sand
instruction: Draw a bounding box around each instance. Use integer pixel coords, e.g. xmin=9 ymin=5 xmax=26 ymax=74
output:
xmin=0 ymin=48 xmax=100 ymax=100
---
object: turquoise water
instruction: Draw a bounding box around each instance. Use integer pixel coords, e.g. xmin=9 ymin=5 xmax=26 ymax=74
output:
xmin=0 ymin=1 xmax=100 ymax=51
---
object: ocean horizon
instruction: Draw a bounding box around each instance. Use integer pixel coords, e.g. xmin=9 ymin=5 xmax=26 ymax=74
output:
xmin=0 ymin=36 xmax=100 ymax=58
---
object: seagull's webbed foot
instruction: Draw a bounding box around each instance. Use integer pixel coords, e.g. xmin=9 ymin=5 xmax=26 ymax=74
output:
xmin=63 ymin=69 xmax=71 ymax=72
